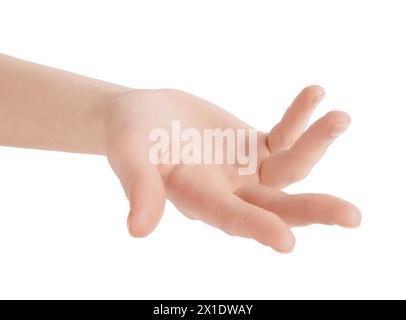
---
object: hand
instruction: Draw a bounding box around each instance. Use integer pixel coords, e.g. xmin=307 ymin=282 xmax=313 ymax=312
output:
xmin=105 ymin=86 xmax=361 ymax=253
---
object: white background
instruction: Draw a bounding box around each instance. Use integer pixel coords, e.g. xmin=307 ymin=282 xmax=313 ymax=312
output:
xmin=0 ymin=0 xmax=405 ymax=299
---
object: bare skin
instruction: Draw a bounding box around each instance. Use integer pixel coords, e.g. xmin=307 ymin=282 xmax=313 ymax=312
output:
xmin=0 ymin=54 xmax=361 ymax=253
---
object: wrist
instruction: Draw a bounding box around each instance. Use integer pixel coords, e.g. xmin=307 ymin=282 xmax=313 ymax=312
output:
xmin=100 ymin=88 xmax=163 ymax=151
xmin=101 ymin=88 xmax=178 ymax=181
xmin=86 ymin=86 xmax=135 ymax=155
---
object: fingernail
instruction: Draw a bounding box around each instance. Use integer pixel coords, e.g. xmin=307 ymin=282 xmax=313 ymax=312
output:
xmin=313 ymin=93 xmax=325 ymax=105
xmin=315 ymin=91 xmax=325 ymax=100
xmin=329 ymin=123 xmax=350 ymax=138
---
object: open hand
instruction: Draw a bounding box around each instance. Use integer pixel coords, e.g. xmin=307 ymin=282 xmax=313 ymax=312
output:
xmin=106 ymin=85 xmax=361 ymax=253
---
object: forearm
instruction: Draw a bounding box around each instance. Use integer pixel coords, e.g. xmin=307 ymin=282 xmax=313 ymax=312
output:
xmin=0 ymin=54 xmax=130 ymax=155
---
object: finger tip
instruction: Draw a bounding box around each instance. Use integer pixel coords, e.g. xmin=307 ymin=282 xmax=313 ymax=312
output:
xmin=327 ymin=110 xmax=351 ymax=121
xmin=275 ymin=245 xmax=295 ymax=254
xmin=348 ymin=208 xmax=362 ymax=228
xmin=272 ymin=231 xmax=296 ymax=254
xmin=305 ymin=84 xmax=325 ymax=96
xmin=326 ymin=111 xmax=352 ymax=138
xmin=127 ymin=212 xmax=154 ymax=238
xmin=301 ymin=85 xmax=325 ymax=105
xmin=339 ymin=205 xmax=362 ymax=229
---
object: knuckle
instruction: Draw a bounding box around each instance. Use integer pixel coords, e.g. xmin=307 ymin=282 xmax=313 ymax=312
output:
xmin=270 ymin=124 xmax=293 ymax=150
xmin=213 ymin=198 xmax=230 ymax=230
xmin=213 ymin=197 xmax=245 ymax=236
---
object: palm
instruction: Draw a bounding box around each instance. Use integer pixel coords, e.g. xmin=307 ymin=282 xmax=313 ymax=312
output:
xmin=107 ymin=86 xmax=360 ymax=253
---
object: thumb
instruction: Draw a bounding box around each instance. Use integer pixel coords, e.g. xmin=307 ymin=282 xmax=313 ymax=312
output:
xmin=126 ymin=165 xmax=166 ymax=237
xmin=108 ymin=131 xmax=166 ymax=237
